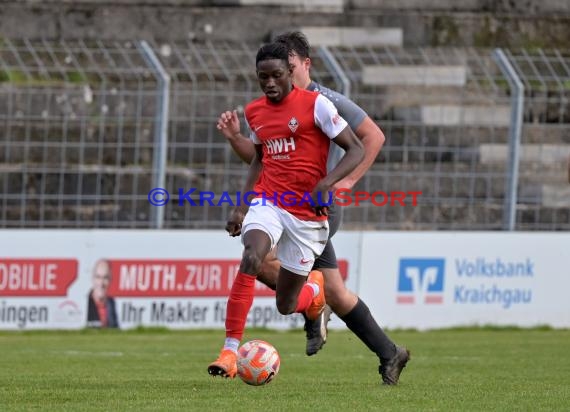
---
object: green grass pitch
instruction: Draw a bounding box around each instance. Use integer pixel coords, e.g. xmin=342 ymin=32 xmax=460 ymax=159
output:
xmin=1 ymin=327 xmax=569 ymax=411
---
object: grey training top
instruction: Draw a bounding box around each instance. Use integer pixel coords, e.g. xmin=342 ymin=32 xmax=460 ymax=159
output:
xmin=307 ymin=81 xmax=367 ymax=172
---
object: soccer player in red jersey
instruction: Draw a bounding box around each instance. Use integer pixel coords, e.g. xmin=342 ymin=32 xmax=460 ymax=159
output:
xmin=207 ymin=42 xmax=364 ymax=379
xmin=219 ymin=31 xmax=410 ymax=385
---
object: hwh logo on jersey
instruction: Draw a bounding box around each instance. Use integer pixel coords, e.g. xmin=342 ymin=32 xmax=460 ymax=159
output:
xmin=264 ymin=137 xmax=296 ymax=155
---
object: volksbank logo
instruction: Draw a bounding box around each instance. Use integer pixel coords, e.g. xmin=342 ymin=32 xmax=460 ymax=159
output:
xmin=397 ymin=258 xmax=445 ymax=304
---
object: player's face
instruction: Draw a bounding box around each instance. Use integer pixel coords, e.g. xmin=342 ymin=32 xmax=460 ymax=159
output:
xmin=288 ymin=52 xmax=311 ymax=89
xmin=256 ymin=59 xmax=293 ymax=103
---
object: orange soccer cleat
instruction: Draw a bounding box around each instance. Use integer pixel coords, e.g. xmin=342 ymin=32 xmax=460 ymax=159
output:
xmin=207 ymin=349 xmax=238 ymax=378
xmin=305 ymin=270 xmax=326 ymax=321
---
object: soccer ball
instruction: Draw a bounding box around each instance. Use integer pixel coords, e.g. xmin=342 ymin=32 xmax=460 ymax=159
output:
xmin=237 ymin=339 xmax=280 ymax=386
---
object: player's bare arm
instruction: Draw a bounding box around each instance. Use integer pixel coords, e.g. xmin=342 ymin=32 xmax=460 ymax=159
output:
xmin=216 ymin=110 xmax=256 ymax=163
xmin=334 ymin=116 xmax=385 ymax=191
xmin=225 ymin=144 xmax=264 ymax=236
xmin=311 ymin=125 xmax=364 ymax=216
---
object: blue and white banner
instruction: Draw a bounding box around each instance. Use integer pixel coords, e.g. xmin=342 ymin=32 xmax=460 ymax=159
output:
xmin=359 ymin=232 xmax=570 ymax=329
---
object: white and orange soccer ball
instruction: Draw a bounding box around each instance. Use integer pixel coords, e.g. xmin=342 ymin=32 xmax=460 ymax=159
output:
xmin=237 ymin=339 xmax=281 ymax=386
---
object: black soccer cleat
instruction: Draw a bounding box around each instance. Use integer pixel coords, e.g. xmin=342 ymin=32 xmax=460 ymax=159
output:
xmin=304 ymin=305 xmax=332 ymax=356
xmin=379 ymin=346 xmax=410 ymax=385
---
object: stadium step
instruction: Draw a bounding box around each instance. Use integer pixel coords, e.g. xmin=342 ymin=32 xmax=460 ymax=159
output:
xmin=393 ymin=105 xmax=511 ymax=126
xmin=479 ymin=144 xmax=570 ymax=165
xmin=341 ymin=201 xmax=570 ymax=231
xmin=211 ymin=0 xmax=344 ymax=13
xmin=1 ymin=202 xmax=123 ymax=227
xmin=295 ymin=26 xmax=403 ymax=47
xmin=519 ymin=184 xmax=570 ymax=207
xmin=362 ymin=65 xmax=467 ymax=87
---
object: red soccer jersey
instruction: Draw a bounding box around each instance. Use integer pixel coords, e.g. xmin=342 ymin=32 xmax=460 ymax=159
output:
xmin=245 ymin=86 xmax=348 ymax=221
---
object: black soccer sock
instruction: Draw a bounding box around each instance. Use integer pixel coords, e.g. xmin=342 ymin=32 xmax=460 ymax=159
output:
xmin=340 ymin=298 xmax=397 ymax=364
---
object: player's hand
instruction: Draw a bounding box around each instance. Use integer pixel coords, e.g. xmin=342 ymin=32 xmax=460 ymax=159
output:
xmin=314 ymin=204 xmax=329 ymax=217
xmin=216 ymin=110 xmax=242 ymax=141
xmin=225 ymin=207 xmax=246 ymax=237
xmin=310 ymin=183 xmax=333 ymax=217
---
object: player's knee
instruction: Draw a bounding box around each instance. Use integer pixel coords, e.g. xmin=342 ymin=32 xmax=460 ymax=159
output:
xmin=324 ymin=277 xmax=340 ymax=298
xmin=324 ymin=287 xmax=342 ymax=309
xmin=261 ymin=256 xmax=279 ymax=278
xmin=324 ymin=282 xmax=354 ymax=312
xmin=240 ymin=248 xmax=264 ymax=275
xmin=257 ymin=270 xmax=276 ymax=291
xmin=275 ymin=296 xmax=296 ymax=315
xmin=258 ymin=258 xmax=279 ymax=290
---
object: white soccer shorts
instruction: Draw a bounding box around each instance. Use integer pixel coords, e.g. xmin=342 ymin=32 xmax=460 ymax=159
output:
xmin=241 ymin=202 xmax=329 ymax=276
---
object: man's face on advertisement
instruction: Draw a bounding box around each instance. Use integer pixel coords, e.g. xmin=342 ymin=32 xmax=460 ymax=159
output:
xmin=92 ymin=261 xmax=111 ymax=301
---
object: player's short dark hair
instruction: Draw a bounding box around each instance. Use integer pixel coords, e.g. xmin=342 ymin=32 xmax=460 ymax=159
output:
xmin=274 ymin=30 xmax=311 ymax=59
xmin=255 ymin=42 xmax=290 ymax=67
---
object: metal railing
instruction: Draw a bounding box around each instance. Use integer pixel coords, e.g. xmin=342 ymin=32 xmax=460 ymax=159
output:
xmin=1 ymin=39 xmax=568 ymax=230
